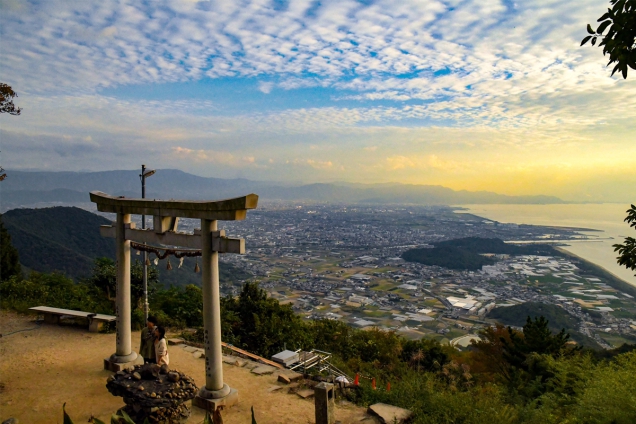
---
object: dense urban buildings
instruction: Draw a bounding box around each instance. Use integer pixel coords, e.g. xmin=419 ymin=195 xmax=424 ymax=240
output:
xmin=163 ymin=203 xmax=636 ymax=350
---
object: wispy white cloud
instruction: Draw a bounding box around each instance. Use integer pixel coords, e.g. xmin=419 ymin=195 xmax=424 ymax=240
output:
xmin=1 ymin=0 xmax=634 ymax=201
xmin=2 ymin=0 xmax=628 ymax=98
xmin=258 ymin=81 xmax=274 ymax=94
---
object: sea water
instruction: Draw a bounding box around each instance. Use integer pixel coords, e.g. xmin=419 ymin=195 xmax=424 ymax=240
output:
xmin=456 ymin=203 xmax=636 ymax=287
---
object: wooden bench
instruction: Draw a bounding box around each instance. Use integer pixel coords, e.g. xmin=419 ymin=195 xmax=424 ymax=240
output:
xmin=29 ymin=306 xmax=116 ymax=333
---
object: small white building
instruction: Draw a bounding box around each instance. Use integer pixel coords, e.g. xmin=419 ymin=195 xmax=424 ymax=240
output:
xmin=353 ymin=319 xmax=375 ymax=327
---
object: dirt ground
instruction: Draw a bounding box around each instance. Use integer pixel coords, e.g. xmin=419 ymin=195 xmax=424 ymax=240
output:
xmin=0 ymin=312 xmax=373 ymax=424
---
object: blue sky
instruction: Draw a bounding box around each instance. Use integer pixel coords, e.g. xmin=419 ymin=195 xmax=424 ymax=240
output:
xmin=1 ymin=0 xmax=634 ymax=201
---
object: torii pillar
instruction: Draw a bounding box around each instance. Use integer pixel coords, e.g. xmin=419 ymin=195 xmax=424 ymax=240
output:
xmin=110 ymin=211 xmax=143 ymax=369
xmin=91 ymin=191 xmax=258 ymax=412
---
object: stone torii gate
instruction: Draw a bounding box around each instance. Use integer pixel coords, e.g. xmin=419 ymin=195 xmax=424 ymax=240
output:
xmin=91 ymin=191 xmax=258 ymax=411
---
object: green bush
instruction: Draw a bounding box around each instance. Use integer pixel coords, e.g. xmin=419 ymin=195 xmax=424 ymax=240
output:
xmin=0 ymin=272 xmax=112 ymax=314
xmin=0 ymin=276 xmax=49 ymax=312
xmin=220 ymin=282 xmax=313 ymax=357
xmin=152 ymin=285 xmax=202 ymax=328
xmin=350 ymin=371 xmax=517 ymax=424
xmin=572 ymin=351 xmax=636 ymax=423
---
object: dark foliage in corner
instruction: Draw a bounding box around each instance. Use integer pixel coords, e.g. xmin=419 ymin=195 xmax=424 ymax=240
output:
xmin=582 ymin=0 xmax=636 ymax=78
xmin=614 ymin=204 xmax=636 ymax=277
xmin=0 ymin=83 xmax=21 ymax=115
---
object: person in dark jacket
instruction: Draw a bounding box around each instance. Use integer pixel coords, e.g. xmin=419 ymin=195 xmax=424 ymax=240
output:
xmin=140 ymin=315 xmax=158 ymax=363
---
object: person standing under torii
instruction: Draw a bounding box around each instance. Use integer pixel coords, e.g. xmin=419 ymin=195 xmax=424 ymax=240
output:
xmin=154 ymin=325 xmax=170 ymax=366
xmin=140 ymin=315 xmax=158 ymax=364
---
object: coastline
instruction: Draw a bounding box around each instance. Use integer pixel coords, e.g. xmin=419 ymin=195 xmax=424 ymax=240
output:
xmin=456 ymin=203 xmax=636 ymax=288
xmin=538 ymin=225 xmax=603 ymax=233
xmin=554 ymin=247 xmax=636 ymax=298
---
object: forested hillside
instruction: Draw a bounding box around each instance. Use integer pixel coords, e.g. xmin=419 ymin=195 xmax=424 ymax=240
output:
xmin=402 ymin=245 xmax=496 ymax=270
xmin=2 ymin=207 xmax=115 ymax=278
xmin=402 ymin=237 xmax=560 ymax=270
xmin=487 ymin=302 xmax=599 ymax=348
xmin=2 ymin=207 xmax=249 ymax=286
xmin=435 ymin=237 xmax=558 ymax=255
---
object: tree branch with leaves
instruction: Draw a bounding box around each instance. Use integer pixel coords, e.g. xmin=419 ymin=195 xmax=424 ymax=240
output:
xmin=0 ymin=83 xmax=21 ymax=183
xmin=614 ymin=204 xmax=636 ymax=277
xmin=581 ymin=0 xmax=636 ymax=79
xmin=0 ymin=83 xmax=21 ymax=115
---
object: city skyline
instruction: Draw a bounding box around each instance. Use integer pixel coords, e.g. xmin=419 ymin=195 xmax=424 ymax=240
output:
xmin=1 ymin=0 xmax=635 ymax=202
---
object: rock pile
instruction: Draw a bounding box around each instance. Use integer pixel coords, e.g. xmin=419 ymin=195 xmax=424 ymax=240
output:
xmin=106 ymin=363 xmax=198 ymax=424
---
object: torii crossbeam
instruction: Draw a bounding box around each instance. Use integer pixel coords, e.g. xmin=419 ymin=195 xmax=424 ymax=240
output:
xmin=91 ymin=191 xmax=258 ymax=412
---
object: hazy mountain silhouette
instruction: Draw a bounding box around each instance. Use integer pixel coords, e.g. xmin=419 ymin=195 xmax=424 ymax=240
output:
xmin=2 ymin=169 xmax=564 ymax=209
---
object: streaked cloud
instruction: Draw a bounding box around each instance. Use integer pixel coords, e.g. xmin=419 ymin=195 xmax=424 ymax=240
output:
xmin=0 ymin=0 xmax=634 ymax=201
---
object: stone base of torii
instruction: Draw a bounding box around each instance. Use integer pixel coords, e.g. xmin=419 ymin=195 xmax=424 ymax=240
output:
xmin=91 ymin=191 xmax=258 ymax=412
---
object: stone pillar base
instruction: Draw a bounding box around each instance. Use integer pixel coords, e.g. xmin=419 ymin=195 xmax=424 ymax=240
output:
xmin=192 ymin=388 xmax=239 ymax=413
xmin=104 ymin=353 xmax=144 ymax=372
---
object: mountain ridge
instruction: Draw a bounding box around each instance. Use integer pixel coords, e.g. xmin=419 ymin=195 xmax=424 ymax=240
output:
xmin=1 ymin=169 xmax=565 ymax=209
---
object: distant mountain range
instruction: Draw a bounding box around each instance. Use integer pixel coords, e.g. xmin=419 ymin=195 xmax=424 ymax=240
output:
xmin=1 ymin=169 xmax=564 ymax=211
